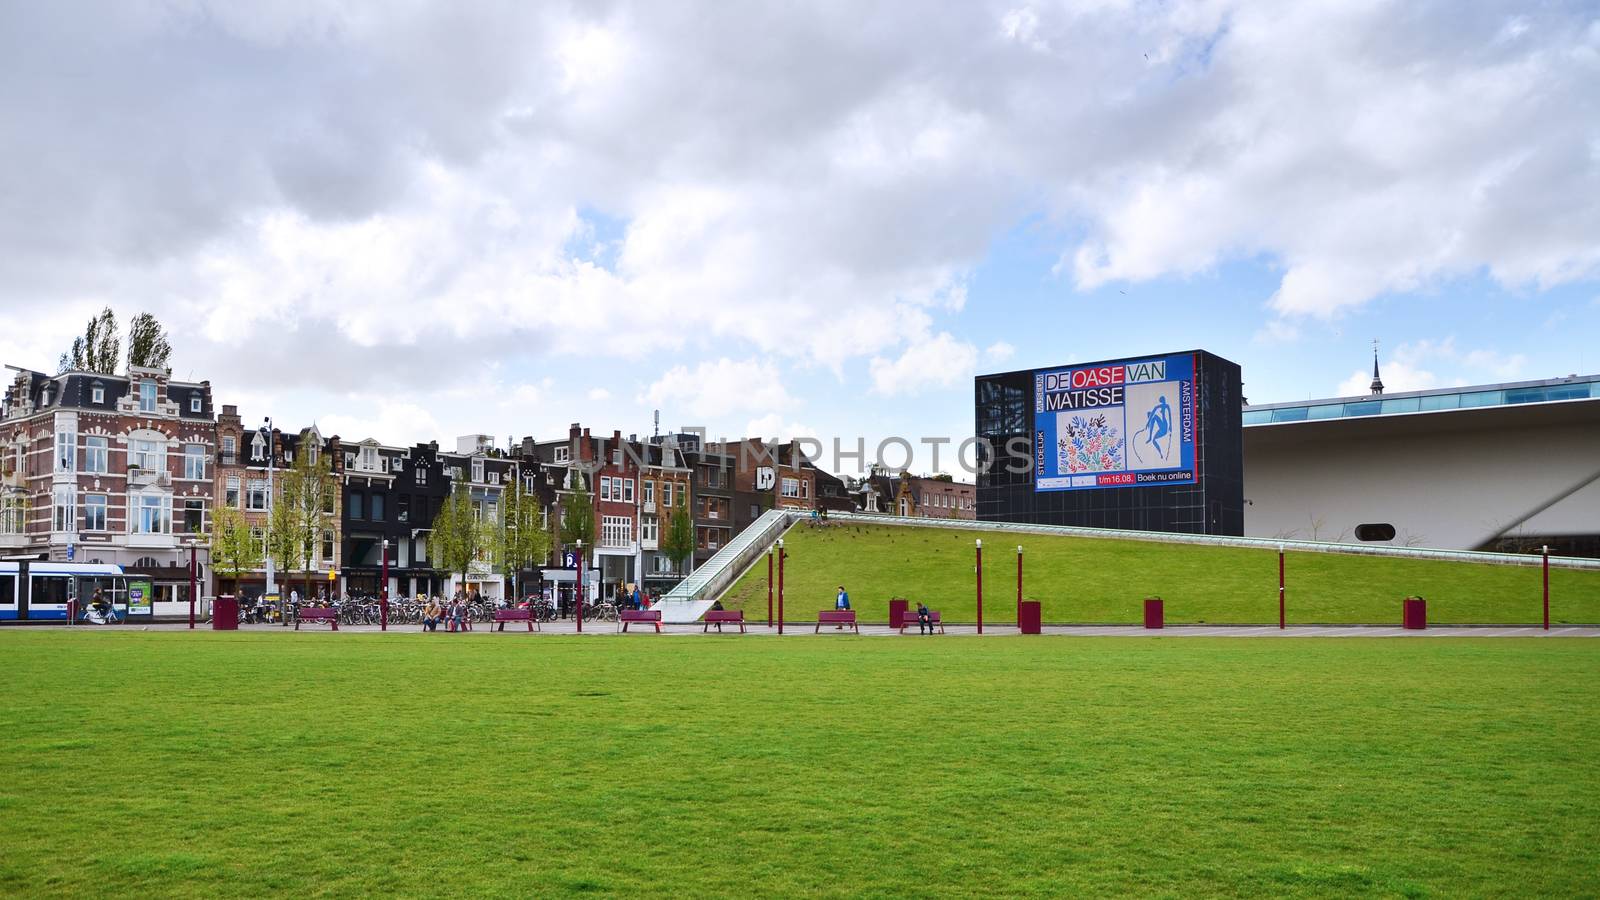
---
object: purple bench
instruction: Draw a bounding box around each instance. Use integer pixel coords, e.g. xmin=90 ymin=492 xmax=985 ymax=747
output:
xmin=703 ymin=610 xmax=745 ymax=633
xmin=898 ymin=609 xmax=943 ymax=634
xmin=619 ymin=609 xmax=662 ymax=633
xmin=295 ymin=608 xmax=338 ymax=631
xmin=816 ymin=610 xmax=858 ymax=634
xmin=493 ymin=609 xmax=537 ymax=632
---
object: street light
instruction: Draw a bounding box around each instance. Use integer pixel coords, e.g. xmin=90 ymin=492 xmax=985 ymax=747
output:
xmin=767 ymin=546 xmax=774 ymax=628
xmin=259 ymin=417 xmax=281 ymax=625
xmin=575 ymin=539 xmax=585 ymax=633
xmin=183 ymin=537 xmax=201 ymax=629
xmin=975 ymin=539 xmax=983 ymax=635
xmin=1016 ymin=545 xmax=1023 ymax=627
xmin=777 ymin=537 xmax=786 ymax=635
xmin=381 ymin=538 xmax=390 ymax=632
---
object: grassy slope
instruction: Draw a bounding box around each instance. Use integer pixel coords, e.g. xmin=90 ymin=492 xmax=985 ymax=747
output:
xmin=720 ymin=523 xmax=1600 ymax=624
xmin=2 ymin=632 xmax=1597 ymax=897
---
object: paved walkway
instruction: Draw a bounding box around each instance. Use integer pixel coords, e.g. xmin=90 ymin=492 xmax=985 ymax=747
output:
xmin=18 ymin=622 xmax=1599 ymax=637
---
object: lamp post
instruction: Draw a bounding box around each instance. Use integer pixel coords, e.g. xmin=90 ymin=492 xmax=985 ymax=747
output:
xmin=975 ymin=539 xmax=983 ymax=635
xmin=381 ymin=538 xmax=390 ymax=632
xmin=777 ymin=538 xmax=786 ymax=635
xmin=261 ymin=417 xmax=275 ymax=601
xmin=575 ymin=539 xmax=584 ymax=633
xmin=1542 ymin=545 xmax=1549 ymax=631
xmin=1278 ymin=543 xmax=1286 ymax=629
xmin=1015 ymin=545 xmax=1023 ymax=627
xmin=187 ymin=539 xmax=198 ymax=630
xmin=767 ymin=547 xmax=774 ymax=628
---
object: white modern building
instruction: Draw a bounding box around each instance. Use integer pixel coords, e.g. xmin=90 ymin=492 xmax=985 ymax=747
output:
xmin=1243 ymin=371 xmax=1600 ymax=557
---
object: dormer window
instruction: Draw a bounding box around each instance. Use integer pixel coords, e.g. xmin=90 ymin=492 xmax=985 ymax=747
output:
xmin=251 ymin=431 xmax=266 ymax=462
xmin=189 ymin=395 xmax=202 ymax=413
xmin=41 ymin=385 xmax=53 ymax=406
xmin=91 ymin=383 xmax=104 ymax=404
xmin=359 ymin=446 xmax=378 ymax=471
xmin=472 ymin=459 xmax=485 ymax=483
xmin=139 ymin=380 xmax=157 ymax=413
xmin=554 ymin=446 xmax=570 ymax=463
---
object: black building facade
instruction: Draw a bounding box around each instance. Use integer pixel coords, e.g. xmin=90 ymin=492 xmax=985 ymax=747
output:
xmin=975 ymin=349 xmax=1244 ymax=535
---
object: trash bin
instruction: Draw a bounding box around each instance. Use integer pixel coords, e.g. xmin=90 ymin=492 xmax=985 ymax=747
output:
xmin=1403 ymin=596 xmax=1426 ymax=630
xmin=889 ymin=598 xmax=909 ymax=630
xmin=1018 ymin=600 xmax=1042 ymax=634
xmin=1143 ymin=597 xmax=1164 ymax=629
xmin=212 ymin=594 xmax=238 ymax=631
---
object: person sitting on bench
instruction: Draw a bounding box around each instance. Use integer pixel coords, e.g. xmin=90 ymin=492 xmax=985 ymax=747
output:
xmin=916 ymin=601 xmax=935 ymax=635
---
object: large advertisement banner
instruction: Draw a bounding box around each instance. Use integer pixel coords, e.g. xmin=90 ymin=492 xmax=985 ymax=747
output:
xmin=1034 ymin=353 xmax=1198 ymax=492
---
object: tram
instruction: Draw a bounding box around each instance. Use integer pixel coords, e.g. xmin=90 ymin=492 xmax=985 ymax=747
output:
xmin=0 ymin=561 xmax=132 ymax=621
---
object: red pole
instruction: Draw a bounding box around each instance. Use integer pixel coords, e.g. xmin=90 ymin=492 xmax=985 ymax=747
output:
xmin=1015 ymin=545 xmax=1022 ymax=627
xmin=767 ymin=550 xmax=774 ymax=628
xmin=576 ymin=542 xmax=584 ymax=633
xmin=1542 ymin=545 xmax=1549 ymax=630
xmin=380 ymin=541 xmax=389 ymax=632
xmin=975 ymin=539 xmax=983 ymax=635
xmin=188 ymin=544 xmax=197 ymax=630
xmin=1278 ymin=544 xmax=1285 ymax=630
xmin=777 ymin=541 xmax=785 ymax=635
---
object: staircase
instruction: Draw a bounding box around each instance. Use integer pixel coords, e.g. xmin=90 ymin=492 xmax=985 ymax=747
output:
xmin=654 ymin=509 xmax=796 ymax=623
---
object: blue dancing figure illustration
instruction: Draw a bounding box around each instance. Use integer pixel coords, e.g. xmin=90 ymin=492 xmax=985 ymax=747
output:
xmin=1133 ymin=395 xmax=1172 ymax=465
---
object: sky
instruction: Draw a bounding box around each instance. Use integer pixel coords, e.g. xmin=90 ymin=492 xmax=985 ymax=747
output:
xmin=2 ymin=1 xmax=1597 ymax=476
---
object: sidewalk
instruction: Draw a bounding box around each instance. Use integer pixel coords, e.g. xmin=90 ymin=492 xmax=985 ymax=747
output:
xmin=20 ymin=622 xmax=1598 ymax=637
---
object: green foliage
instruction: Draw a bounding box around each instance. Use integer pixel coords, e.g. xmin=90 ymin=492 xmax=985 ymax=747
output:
xmin=126 ymin=312 xmax=172 ymax=370
xmin=722 ymin=523 xmax=1600 ymax=624
xmin=3 ymin=633 xmax=1599 ymax=896
xmin=265 ymin=487 xmax=298 ymax=575
xmin=278 ymin=439 xmax=337 ymax=580
xmin=57 ymin=307 xmax=119 ymax=374
xmin=661 ymin=500 xmax=695 ymax=570
xmin=432 ymin=486 xmax=487 ymax=582
xmin=559 ymin=486 xmax=595 ymax=549
xmin=207 ymin=505 xmax=261 ymax=582
xmin=496 ymin=476 xmax=551 ymax=589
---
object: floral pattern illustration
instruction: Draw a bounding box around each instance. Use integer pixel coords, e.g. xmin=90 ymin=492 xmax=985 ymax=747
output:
xmin=1058 ymin=413 xmax=1124 ymax=474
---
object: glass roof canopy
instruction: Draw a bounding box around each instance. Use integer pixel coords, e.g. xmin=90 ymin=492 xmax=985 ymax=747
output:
xmin=1243 ymin=373 xmax=1600 ymax=426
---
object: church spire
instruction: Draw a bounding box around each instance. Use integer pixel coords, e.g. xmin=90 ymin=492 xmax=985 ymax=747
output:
xmin=1369 ymin=339 xmax=1384 ymax=395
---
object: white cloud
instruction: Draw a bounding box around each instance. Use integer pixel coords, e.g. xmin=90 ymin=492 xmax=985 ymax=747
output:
xmin=1334 ymin=338 xmax=1528 ymax=396
xmin=984 ymin=340 xmax=1016 ymax=365
xmin=869 ymin=331 xmax=978 ymax=397
xmin=587 ymin=388 xmax=611 ymax=401
xmin=642 ymin=358 xmax=794 ymax=421
xmin=743 ymin=413 xmax=816 ymax=442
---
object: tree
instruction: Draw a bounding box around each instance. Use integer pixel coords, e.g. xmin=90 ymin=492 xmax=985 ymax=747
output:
xmin=278 ymin=439 xmax=337 ymax=604
xmin=267 ymin=487 xmax=299 ymax=590
xmin=58 ymin=307 xmax=120 ymax=374
xmin=126 ymin=312 xmax=172 ymax=370
xmin=559 ymin=486 xmax=596 ymax=549
xmin=433 ymin=486 xmax=487 ymax=597
xmin=661 ymin=501 xmax=696 ymax=575
xmin=497 ymin=476 xmax=551 ymax=601
xmin=209 ymin=505 xmax=263 ymax=593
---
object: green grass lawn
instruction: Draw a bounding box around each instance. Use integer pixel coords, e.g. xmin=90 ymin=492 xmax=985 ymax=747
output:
xmin=720 ymin=523 xmax=1600 ymax=625
xmin=2 ymin=632 xmax=1598 ymax=897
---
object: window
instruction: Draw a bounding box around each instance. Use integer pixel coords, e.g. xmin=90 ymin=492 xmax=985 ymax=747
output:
xmin=389 ymin=455 xmax=400 ymax=472
xmin=662 ymin=483 xmax=673 ymax=507
xmin=612 ymin=448 xmax=623 ymax=466
xmin=750 ymin=504 xmax=760 ymax=519
xmin=370 ymin=494 xmax=384 ymax=522
xmin=601 ymin=515 xmax=631 ymax=548
xmin=246 ymin=480 xmax=268 ymax=511
xmin=414 ymin=536 xmax=427 ymax=562
xmin=251 ymin=431 xmax=266 ymax=462
xmin=415 ymin=464 xmax=428 ymax=486
xmin=131 ymin=438 xmax=163 ymax=471
xmin=554 ymin=446 xmax=569 ymax=463
xmin=184 ymin=444 xmax=205 ymax=480
xmin=472 ymin=459 xmax=485 ymax=483
xmin=91 ymin=384 xmax=104 ymax=404
xmin=801 ymin=480 xmax=809 ymax=499
xmin=222 ymin=435 xmax=236 ymax=464
xmin=53 ymin=486 xmax=75 ymax=531
xmin=56 ymin=430 xmax=75 ymax=472
xmin=184 ymin=499 xmax=204 ymax=534
xmin=623 ymin=479 xmax=634 ymax=502
xmin=349 ymin=493 xmax=364 ymax=519
xmin=782 ymin=477 xmax=800 ymax=498
xmin=76 ymin=435 xmax=106 ymax=474
xmin=600 ymin=476 xmax=612 ymax=501
xmin=398 ymin=495 xmax=410 ymax=523
xmin=640 ymin=516 xmax=658 ymax=543
xmin=139 ymin=380 xmax=157 ymax=412
xmin=1355 ymin=524 xmax=1397 ymax=542
xmin=83 ymin=495 xmax=107 ymax=531
xmin=1 ymin=496 xmax=24 ymax=534
xmin=643 ymin=481 xmax=654 ymax=505
xmin=132 ymin=494 xmax=168 ymax=534
xmin=322 ymin=530 xmax=335 ymax=563
xmin=226 ymin=476 xmax=241 ymax=508
xmin=190 ymin=395 xmax=202 ymax=413
xmin=489 ymin=471 xmax=499 ymax=485
xmin=359 ymin=445 xmax=378 ymax=471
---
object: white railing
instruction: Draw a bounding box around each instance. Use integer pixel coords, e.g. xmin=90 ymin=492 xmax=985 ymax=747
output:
xmin=656 ymin=508 xmax=795 ymax=622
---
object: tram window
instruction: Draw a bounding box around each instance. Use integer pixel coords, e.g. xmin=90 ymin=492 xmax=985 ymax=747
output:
xmin=31 ymin=576 xmax=71 ymax=605
xmin=0 ymin=577 xmax=14 ymax=606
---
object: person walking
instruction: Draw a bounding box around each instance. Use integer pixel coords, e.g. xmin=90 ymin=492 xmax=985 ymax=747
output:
xmin=835 ymin=585 xmax=850 ymax=630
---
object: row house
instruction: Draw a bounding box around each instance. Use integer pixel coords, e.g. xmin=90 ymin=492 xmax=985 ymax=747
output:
xmin=859 ymin=471 xmax=977 ymax=519
xmin=715 ymin=438 xmax=817 ymax=537
xmin=638 ymin=435 xmax=695 ymax=589
xmin=1 ymin=364 xmax=216 ymax=610
xmin=593 ymin=429 xmax=640 ymax=599
xmin=679 ymin=438 xmax=734 ymax=568
xmin=438 ymin=434 xmax=518 ymax=600
xmin=522 ymin=426 xmax=590 ymax=607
